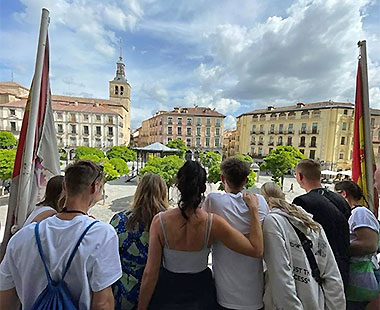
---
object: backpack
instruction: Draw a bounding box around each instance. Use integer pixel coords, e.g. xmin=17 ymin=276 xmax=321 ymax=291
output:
xmin=29 ymin=220 xmax=98 ymax=310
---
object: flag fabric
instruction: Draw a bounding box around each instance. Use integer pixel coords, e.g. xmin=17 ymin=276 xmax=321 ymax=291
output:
xmin=352 ymin=60 xmax=379 ymax=218
xmin=5 ymin=33 xmax=60 ymax=236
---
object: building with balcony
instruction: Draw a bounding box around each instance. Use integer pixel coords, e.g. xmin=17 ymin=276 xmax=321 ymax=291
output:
xmin=370 ymin=108 xmax=380 ymax=166
xmin=139 ymin=107 xmax=225 ymax=154
xmin=236 ymin=101 xmax=356 ymax=171
xmin=223 ymin=129 xmax=237 ymax=157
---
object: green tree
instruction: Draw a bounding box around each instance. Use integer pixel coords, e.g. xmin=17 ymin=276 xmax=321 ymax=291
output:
xmin=261 ymin=145 xmax=305 ymax=187
xmin=107 ymin=145 xmax=136 ymax=163
xmin=75 ymin=146 xmax=105 ymax=160
xmin=109 ymin=158 xmax=130 ymax=176
xmin=166 ymin=139 xmax=188 ymax=158
xmin=199 ymin=152 xmax=222 ymax=168
xmin=140 ymin=155 xmax=185 ymax=188
xmin=0 ymin=131 xmax=17 ymax=149
xmin=246 ymin=170 xmax=257 ymax=188
xmin=233 ymin=154 xmax=253 ymax=164
xmin=77 ymin=155 xmax=119 ymax=182
xmin=0 ymin=149 xmax=16 ymax=195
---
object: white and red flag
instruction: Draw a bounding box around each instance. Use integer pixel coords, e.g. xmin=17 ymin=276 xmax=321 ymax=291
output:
xmin=1 ymin=9 xmax=59 ymax=260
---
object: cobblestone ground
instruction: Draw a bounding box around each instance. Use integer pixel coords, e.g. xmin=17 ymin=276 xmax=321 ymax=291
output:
xmin=0 ymin=174 xmax=334 ymax=242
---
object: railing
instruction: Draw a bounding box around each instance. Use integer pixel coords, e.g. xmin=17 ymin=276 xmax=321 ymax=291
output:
xmin=288 ymin=130 xmax=294 ymax=134
xmin=258 ymin=142 xmax=263 ymax=145
xmin=259 ymin=130 xmax=265 ymax=134
xmin=309 ymin=144 xmax=317 ymax=147
xmin=268 ymin=142 xmax=274 ymax=146
xmin=250 ymin=141 xmax=256 ymax=145
xmin=250 ymin=130 xmax=256 ymax=134
xmin=299 ymin=143 xmax=306 ymax=147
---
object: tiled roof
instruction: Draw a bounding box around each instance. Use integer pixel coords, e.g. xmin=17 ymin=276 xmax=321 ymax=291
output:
xmin=370 ymin=108 xmax=380 ymax=116
xmin=1 ymin=99 xmax=121 ymax=116
xmin=238 ymin=101 xmax=354 ymax=117
xmin=158 ymin=106 xmax=225 ymax=117
xmin=0 ymin=81 xmax=29 ymax=97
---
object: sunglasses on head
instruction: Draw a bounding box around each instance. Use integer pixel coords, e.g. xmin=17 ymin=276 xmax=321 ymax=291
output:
xmin=92 ymin=165 xmax=104 ymax=185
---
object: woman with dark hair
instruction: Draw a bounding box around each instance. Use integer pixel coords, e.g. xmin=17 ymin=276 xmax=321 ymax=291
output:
xmin=23 ymin=175 xmax=65 ymax=226
xmin=335 ymin=181 xmax=380 ymax=309
xmin=138 ymin=160 xmax=263 ymax=310
xmin=110 ymin=173 xmax=170 ymax=310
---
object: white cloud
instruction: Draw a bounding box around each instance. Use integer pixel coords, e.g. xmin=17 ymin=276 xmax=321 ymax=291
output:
xmin=223 ymin=115 xmax=236 ymax=130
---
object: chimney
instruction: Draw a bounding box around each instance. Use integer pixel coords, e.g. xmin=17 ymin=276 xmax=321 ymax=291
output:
xmin=267 ymin=106 xmax=275 ymax=111
xmin=296 ymin=102 xmax=305 ymax=108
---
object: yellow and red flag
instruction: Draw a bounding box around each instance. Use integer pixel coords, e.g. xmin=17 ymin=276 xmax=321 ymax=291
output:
xmin=352 ymin=60 xmax=378 ymax=217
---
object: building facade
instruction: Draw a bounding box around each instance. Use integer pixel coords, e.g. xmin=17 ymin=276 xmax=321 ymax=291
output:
xmin=236 ymin=101 xmax=356 ymax=171
xmin=0 ymin=56 xmax=131 ymax=152
xmin=139 ymin=107 xmax=225 ymax=154
xmin=223 ymin=129 xmax=237 ymax=157
xmin=371 ymin=108 xmax=380 ymax=166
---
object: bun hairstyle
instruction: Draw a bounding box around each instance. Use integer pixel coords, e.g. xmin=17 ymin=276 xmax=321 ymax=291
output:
xmin=176 ymin=160 xmax=207 ymax=220
xmin=335 ymin=180 xmax=368 ymax=205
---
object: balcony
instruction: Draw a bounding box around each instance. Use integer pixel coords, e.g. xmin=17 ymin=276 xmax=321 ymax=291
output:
xmin=250 ymin=130 xmax=256 ymax=134
xmin=268 ymin=142 xmax=274 ymax=146
xmin=299 ymin=143 xmax=306 ymax=147
xmin=299 ymin=130 xmax=307 ymax=134
xmin=288 ymin=130 xmax=294 ymax=134
xmin=269 ymin=130 xmax=275 ymax=134
xmin=277 ymin=142 xmax=283 ymax=146
xmin=186 ymin=132 xmax=192 ymax=136
xmin=259 ymin=130 xmax=265 ymax=134
xmin=309 ymin=143 xmax=317 ymax=148
xmin=250 ymin=141 xmax=256 ymax=145
xmin=311 ymin=129 xmax=319 ymax=134
xmin=286 ymin=142 xmax=292 ymax=146
xmin=258 ymin=142 xmax=263 ymax=145
xmin=278 ymin=130 xmax=284 ymax=134
xmin=83 ymin=131 xmax=89 ymax=136
xmin=216 ymin=123 xmax=221 ymax=127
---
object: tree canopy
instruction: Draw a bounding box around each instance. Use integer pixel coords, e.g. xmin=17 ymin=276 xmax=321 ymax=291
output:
xmin=0 ymin=149 xmax=16 ymax=182
xmin=233 ymin=154 xmax=253 ymax=163
xmin=199 ymin=152 xmax=222 ymax=169
xmin=140 ymin=155 xmax=184 ymax=188
xmin=166 ymin=139 xmax=188 ymax=158
xmin=261 ymin=145 xmax=305 ymax=186
xmin=0 ymin=131 xmax=17 ymax=149
xmin=75 ymin=146 xmax=105 ymax=159
xmin=107 ymin=145 xmax=136 ymax=163
xmin=109 ymin=158 xmax=130 ymax=176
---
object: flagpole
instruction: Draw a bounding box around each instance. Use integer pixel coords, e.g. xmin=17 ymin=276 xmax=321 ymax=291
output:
xmin=358 ymin=40 xmax=375 ymax=212
xmin=16 ymin=8 xmax=50 ymax=227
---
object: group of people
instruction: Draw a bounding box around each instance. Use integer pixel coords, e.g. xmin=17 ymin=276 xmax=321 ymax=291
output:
xmin=0 ymin=157 xmax=379 ymax=310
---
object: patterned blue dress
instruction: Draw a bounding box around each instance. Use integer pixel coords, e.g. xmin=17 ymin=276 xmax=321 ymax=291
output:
xmin=110 ymin=210 xmax=149 ymax=310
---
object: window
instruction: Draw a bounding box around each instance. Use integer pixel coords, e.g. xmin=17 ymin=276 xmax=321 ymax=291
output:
xmin=120 ymin=86 xmax=124 ymax=95
xmin=197 ymin=117 xmax=201 ymax=126
xmin=341 ymin=136 xmax=346 ymax=145
xmin=299 ymin=136 xmax=305 ymax=147
xmin=279 ymin=124 xmax=284 ymax=133
xmin=83 ymin=114 xmax=89 ymax=121
xmin=96 ymin=126 xmax=101 ymax=136
xmin=378 ymin=131 xmax=380 ymax=141
xmin=70 ymin=113 xmax=76 ymax=122
xmin=300 ymin=149 xmax=305 ymax=154
xmin=344 ymin=109 xmax=348 ymax=115
xmin=206 ymin=127 xmax=211 ymax=136
xmin=206 ymin=137 xmax=210 ymax=147
xmin=339 ymin=153 xmax=344 ymax=160
xmin=83 ymin=125 xmax=89 ymax=135
xmin=186 ymin=138 xmax=191 ymax=147
xmin=95 ymin=138 xmax=102 ymax=148
xmin=83 ymin=138 xmax=89 ymax=146
xmin=196 ymin=137 xmax=201 ymax=146
xmin=177 ymin=117 xmax=182 ymax=125
xmin=57 ymin=124 xmax=63 ymax=133
xmin=96 ymin=114 xmax=101 ymax=122
xmin=115 ymin=85 xmax=119 ymax=95
xmin=301 ymin=123 xmax=307 ymax=133
xmin=206 ymin=118 xmax=211 ymax=126
xmin=10 ymin=121 xmax=16 ymax=131
xmin=108 ymin=127 xmax=113 ymax=136
xmin=269 ymin=136 xmax=274 ymax=146
xmin=371 ymin=118 xmax=375 ymax=127
xmin=216 ymin=128 xmax=220 ymax=136
xmin=70 ymin=137 xmax=77 ymax=146
xmin=260 ymin=125 xmax=264 ymax=133
xmin=215 ymin=138 xmax=219 ymax=147
xmin=196 ymin=127 xmax=201 ymax=136
xmin=187 ymin=118 xmax=192 ymax=125
xmin=270 ymin=124 xmax=275 ymax=133
xmin=288 ymin=123 xmax=293 ymax=133
xmin=70 ymin=124 xmax=76 ymax=134
xmin=342 ymin=122 xmax=347 ymax=131
xmin=108 ymin=116 xmax=113 ymax=124
xmin=287 ymin=136 xmax=292 ymax=146
xmin=378 ymin=146 xmax=380 ymax=154
xmin=310 ymin=136 xmax=317 ymax=147
xmin=168 ymin=137 xmax=172 ymax=143
xmin=258 ymin=147 xmax=263 ymax=156
xmin=10 ymin=109 xmax=15 ymax=116
xmin=252 ymin=125 xmax=256 ymax=133
xmin=177 ymin=127 xmax=182 ymax=135
xmin=57 ymin=112 xmax=63 ymax=120
xmin=216 ymin=119 xmax=221 ymax=127
xmin=312 ymin=123 xmax=318 ymax=134
xmin=187 ymin=127 xmax=192 ymax=136
xmin=168 ymin=117 xmax=173 ymax=125
xmin=269 ymin=148 xmax=273 ymax=154
xmin=278 ymin=136 xmax=283 ymax=145
xmin=309 ymin=150 xmax=316 ymax=159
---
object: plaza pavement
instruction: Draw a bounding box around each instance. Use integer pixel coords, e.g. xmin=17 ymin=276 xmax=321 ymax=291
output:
xmin=0 ymin=174 xmax=334 ymax=242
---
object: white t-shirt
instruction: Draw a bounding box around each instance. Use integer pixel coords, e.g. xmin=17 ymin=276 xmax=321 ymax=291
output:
xmin=203 ymin=192 xmax=269 ymax=310
xmin=23 ymin=205 xmax=56 ymax=227
xmin=0 ymin=215 xmax=122 ymax=310
xmin=349 ymin=206 xmax=380 ymax=268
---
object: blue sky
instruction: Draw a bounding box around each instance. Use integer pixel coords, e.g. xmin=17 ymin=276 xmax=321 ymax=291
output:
xmin=1 ymin=0 xmax=380 ymax=130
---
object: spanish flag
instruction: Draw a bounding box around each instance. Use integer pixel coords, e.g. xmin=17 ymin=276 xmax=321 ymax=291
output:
xmin=352 ymin=60 xmax=378 ymax=218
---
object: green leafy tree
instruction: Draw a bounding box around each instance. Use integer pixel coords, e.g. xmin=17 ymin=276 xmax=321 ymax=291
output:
xmin=261 ymin=145 xmax=305 ymax=187
xmin=75 ymin=146 xmax=105 ymax=160
xmin=77 ymin=155 xmax=119 ymax=182
xmin=199 ymin=152 xmax=222 ymax=168
xmin=233 ymin=154 xmax=253 ymax=164
xmin=0 ymin=149 xmax=16 ymax=195
xmin=246 ymin=170 xmax=257 ymax=188
xmin=109 ymin=158 xmax=130 ymax=176
xmin=107 ymin=145 xmax=136 ymax=163
xmin=0 ymin=131 xmax=17 ymax=149
xmin=166 ymin=139 xmax=188 ymax=158
xmin=140 ymin=155 xmax=185 ymax=188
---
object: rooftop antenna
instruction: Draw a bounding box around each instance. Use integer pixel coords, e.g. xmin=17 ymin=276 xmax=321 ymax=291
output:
xmin=119 ymin=38 xmax=122 ymax=60
xmin=11 ymin=71 xmax=14 ymax=82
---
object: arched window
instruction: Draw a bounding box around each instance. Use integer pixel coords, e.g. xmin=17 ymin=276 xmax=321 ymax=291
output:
xmin=115 ymin=85 xmax=119 ymax=95
xmin=300 ymin=136 xmax=305 ymax=147
xmin=120 ymin=86 xmax=124 ymax=95
xmin=278 ymin=136 xmax=283 ymax=145
xmin=378 ymin=130 xmax=380 ymax=141
xmin=287 ymin=136 xmax=292 ymax=146
xmin=311 ymin=136 xmax=317 ymax=147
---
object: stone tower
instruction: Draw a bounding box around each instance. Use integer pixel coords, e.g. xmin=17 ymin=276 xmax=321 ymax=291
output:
xmin=109 ymin=52 xmax=131 ymax=145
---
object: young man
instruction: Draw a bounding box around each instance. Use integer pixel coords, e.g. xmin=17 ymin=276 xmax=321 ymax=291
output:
xmin=0 ymin=161 xmax=122 ymax=310
xmin=203 ymin=157 xmax=269 ymax=310
xmin=293 ymin=159 xmax=351 ymax=289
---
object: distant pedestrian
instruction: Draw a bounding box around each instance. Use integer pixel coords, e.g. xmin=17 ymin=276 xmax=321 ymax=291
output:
xmin=293 ymin=159 xmax=351 ymax=289
xmin=261 ymin=182 xmax=346 ymax=309
xmin=288 ymin=183 xmax=294 ymax=192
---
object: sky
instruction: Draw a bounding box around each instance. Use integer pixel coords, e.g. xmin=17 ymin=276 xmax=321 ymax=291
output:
xmin=0 ymin=0 xmax=379 ymax=130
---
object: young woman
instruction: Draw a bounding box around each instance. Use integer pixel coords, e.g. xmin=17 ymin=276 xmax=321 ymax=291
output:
xmin=138 ymin=160 xmax=263 ymax=310
xmin=23 ymin=175 xmax=65 ymax=227
xmin=335 ymin=180 xmax=380 ymax=310
xmin=261 ymin=182 xmax=345 ymax=310
xmin=110 ymin=173 xmax=170 ymax=310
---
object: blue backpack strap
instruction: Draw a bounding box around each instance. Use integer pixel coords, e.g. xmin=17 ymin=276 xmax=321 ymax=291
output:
xmin=34 ymin=222 xmax=53 ymax=284
xmin=61 ymin=220 xmax=99 ymax=280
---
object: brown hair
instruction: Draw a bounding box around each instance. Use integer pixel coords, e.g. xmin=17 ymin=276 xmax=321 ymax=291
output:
xmin=37 ymin=175 xmax=64 ymax=212
xmin=335 ymin=180 xmax=368 ymax=206
xmin=127 ymin=173 xmax=169 ymax=230
xmin=220 ymin=157 xmax=251 ymax=189
xmin=64 ymin=160 xmax=104 ymax=196
xmin=296 ymin=159 xmax=321 ymax=181
xmin=261 ymin=182 xmax=320 ymax=232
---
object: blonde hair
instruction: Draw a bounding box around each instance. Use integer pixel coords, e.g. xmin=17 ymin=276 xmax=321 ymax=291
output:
xmin=127 ymin=173 xmax=170 ymax=230
xmin=261 ymin=182 xmax=320 ymax=232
